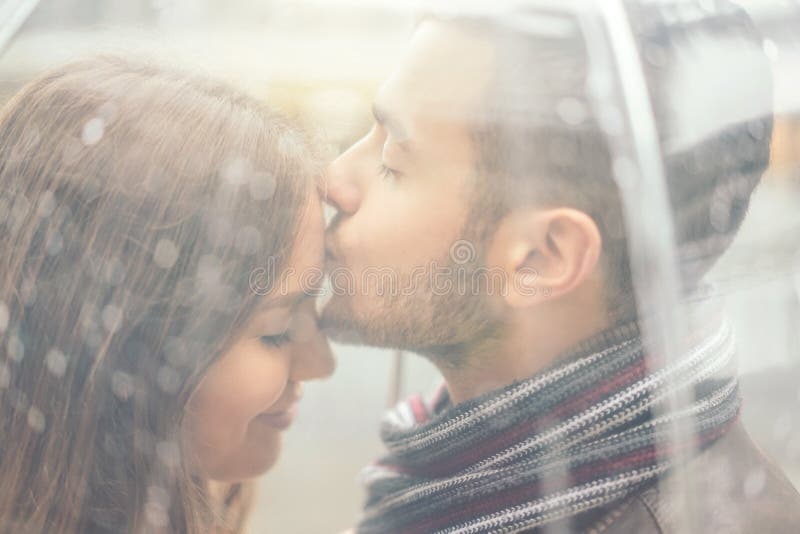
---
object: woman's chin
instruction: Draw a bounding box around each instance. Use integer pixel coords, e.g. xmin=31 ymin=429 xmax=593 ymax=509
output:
xmin=203 ymin=432 xmax=283 ymax=483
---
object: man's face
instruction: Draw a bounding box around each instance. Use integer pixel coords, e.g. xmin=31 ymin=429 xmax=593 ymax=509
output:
xmin=321 ymin=22 xmax=499 ymax=353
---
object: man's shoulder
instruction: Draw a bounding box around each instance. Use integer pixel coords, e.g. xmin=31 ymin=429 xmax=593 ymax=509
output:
xmin=590 ymin=423 xmax=800 ymax=534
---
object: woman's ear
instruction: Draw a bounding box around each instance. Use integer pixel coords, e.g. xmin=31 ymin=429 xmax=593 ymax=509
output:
xmin=486 ymin=208 xmax=602 ymax=309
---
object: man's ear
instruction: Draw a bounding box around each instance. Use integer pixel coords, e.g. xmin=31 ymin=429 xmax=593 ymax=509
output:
xmin=486 ymin=208 xmax=602 ymax=309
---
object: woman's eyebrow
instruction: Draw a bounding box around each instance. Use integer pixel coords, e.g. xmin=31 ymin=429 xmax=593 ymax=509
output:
xmin=259 ymin=291 xmax=307 ymax=310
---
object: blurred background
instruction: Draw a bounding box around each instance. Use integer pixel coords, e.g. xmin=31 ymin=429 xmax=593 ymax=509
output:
xmin=1 ymin=1 xmax=799 ymax=532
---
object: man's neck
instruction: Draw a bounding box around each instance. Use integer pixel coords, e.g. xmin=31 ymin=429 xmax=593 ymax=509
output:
xmin=436 ymin=302 xmax=612 ymax=405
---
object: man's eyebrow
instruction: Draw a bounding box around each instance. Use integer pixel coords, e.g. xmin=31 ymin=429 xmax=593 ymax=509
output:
xmin=372 ymin=102 xmax=411 ymax=149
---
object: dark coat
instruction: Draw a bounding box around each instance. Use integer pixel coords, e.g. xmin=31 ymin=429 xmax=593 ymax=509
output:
xmin=581 ymin=423 xmax=800 ymax=534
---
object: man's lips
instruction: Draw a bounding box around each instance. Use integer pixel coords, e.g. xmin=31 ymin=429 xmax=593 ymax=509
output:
xmin=325 ymin=241 xmax=338 ymax=261
xmin=324 ymin=242 xmax=344 ymax=271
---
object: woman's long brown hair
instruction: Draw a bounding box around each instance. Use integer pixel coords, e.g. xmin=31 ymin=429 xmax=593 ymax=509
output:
xmin=0 ymin=56 xmax=318 ymax=533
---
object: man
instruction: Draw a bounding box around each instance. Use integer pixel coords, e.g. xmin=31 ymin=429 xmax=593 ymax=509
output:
xmin=322 ymin=1 xmax=800 ymax=532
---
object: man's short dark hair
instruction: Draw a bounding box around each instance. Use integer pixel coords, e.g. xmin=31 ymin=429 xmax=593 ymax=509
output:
xmin=426 ymin=1 xmax=773 ymax=317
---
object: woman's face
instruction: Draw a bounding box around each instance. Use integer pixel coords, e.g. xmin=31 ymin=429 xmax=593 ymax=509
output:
xmin=183 ymin=195 xmax=335 ymax=482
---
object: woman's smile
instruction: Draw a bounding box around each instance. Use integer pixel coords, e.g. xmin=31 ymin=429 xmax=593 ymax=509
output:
xmin=256 ymin=405 xmax=299 ymax=431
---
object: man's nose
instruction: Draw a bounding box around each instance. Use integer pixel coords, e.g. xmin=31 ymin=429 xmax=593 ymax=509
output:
xmin=322 ymin=151 xmax=362 ymax=216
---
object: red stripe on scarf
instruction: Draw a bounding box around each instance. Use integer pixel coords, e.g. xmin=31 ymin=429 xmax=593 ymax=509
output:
xmin=409 ymin=359 xmax=648 ymax=477
xmin=409 ymin=395 xmax=428 ymax=424
xmin=403 ymin=419 xmax=734 ymax=534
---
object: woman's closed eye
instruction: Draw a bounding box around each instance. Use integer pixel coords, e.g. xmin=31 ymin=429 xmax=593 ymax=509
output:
xmin=377 ymin=163 xmax=397 ymax=181
xmin=260 ymin=332 xmax=292 ymax=348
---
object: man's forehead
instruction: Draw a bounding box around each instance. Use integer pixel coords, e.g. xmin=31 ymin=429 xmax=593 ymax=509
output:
xmin=378 ymin=20 xmax=495 ymax=123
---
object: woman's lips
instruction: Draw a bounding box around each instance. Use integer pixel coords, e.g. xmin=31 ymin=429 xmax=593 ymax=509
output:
xmin=257 ymin=405 xmax=298 ymax=430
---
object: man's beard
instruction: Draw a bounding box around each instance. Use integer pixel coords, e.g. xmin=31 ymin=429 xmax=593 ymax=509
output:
xmin=320 ymin=225 xmax=504 ymax=363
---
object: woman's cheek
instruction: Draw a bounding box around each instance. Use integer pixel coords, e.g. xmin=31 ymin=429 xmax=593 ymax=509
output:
xmin=186 ymin=340 xmax=290 ymax=454
xmin=221 ymin=343 xmax=290 ymax=420
xmin=240 ymin=341 xmax=293 ymax=414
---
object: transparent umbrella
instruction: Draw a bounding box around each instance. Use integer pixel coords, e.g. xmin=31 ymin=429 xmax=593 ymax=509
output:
xmin=383 ymin=0 xmax=799 ymax=531
xmin=0 ymin=0 xmax=41 ymax=55
xmin=1 ymin=1 xmax=799 ymax=533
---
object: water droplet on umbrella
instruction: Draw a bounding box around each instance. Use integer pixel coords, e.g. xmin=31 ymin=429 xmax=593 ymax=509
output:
xmin=612 ymin=157 xmax=638 ymax=190
xmin=104 ymin=258 xmax=126 ymax=286
xmin=236 ymin=226 xmax=262 ymax=256
xmin=143 ymin=168 xmax=168 ymax=194
xmin=27 ymin=406 xmax=46 ymax=433
xmin=81 ymin=118 xmax=105 ymax=146
xmin=111 ymin=371 xmax=135 ymax=400
xmin=0 ymin=301 xmax=8 ymax=332
xmin=9 ymin=390 xmax=28 ymax=412
xmin=772 ymin=412 xmax=793 ymax=442
xmin=556 ymin=98 xmax=587 ymax=126
xmin=157 ymin=365 xmax=181 ymax=394
xmin=709 ymin=183 xmax=734 ymax=233
xmin=20 ymin=278 xmax=36 ymax=306
xmin=0 ymin=363 xmax=9 ymax=389
xmin=156 ymin=440 xmax=180 ymax=467
xmin=762 ymin=39 xmax=779 ymax=62
xmin=53 ymin=204 xmax=72 ymax=226
xmin=97 ymin=100 xmax=118 ymax=126
xmin=195 ymin=255 xmax=225 ymax=303
xmin=597 ymin=106 xmax=623 ymax=136
xmin=62 ymin=135 xmax=84 ymax=164
xmin=10 ymin=194 xmax=31 ymax=227
xmin=148 ymin=485 xmax=171 ymax=507
xmin=80 ymin=303 xmax=99 ymax=329
xmin=144 ymin=488 xmax=169 ymax=528
xmin=787 ymin=433 xmax=800 ymax=463
xmin=0 ymin=196 xmax=10 ymax=225
xmin=154 ymin=239 xmax=179 ymax=269
xmin=163 ymin=336 xmax=190 ymax=368
xmin=83 ymin=327 xmax=104 ymax=349
xmin=36 ymin=191 xmax=57 ymax=218
xmin=7 ymin=333 xmax=24 ymax=363
xmin=102 ymin=432 xmax=124 ymax=458
xmin=46 ymin=231 xmax=64 ymax=256
xmin=697 ymin=0 xmax=715 ymax=12
xmin=278 ymin=132 xmax=303 ymax=158
xmin=743 ymin=467 xmax=766 ymax=498
xmin=12 ymin=126 xmax=41 ymax=161
xmin=208 ymin=216 xmax=233 ymax=247
xmin=249 ymin=171 xmax=277 ymax=200
xmin=102 ymin=305 xmax=124 ymax=333
xmin=221 ymin=156 xmax=251 ymax=186
xmin=45 ymin=348 xmax=67 ymax=378
xmin=547 ymin=137 xmax=578 ymax=167
xmin=643 ymin=43 xmax=667 ymax=68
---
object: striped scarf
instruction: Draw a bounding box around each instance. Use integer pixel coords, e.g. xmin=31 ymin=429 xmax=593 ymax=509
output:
xmin=358 ymin=318 xmax=739 ymax=534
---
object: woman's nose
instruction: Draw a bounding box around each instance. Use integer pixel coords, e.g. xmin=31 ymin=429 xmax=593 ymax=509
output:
xmin=291 ymin=327 xmax=336 ymax=382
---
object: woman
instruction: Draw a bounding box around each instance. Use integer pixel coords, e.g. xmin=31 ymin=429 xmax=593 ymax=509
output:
xmin=0 ymin=56 xmax=334 ymax=532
